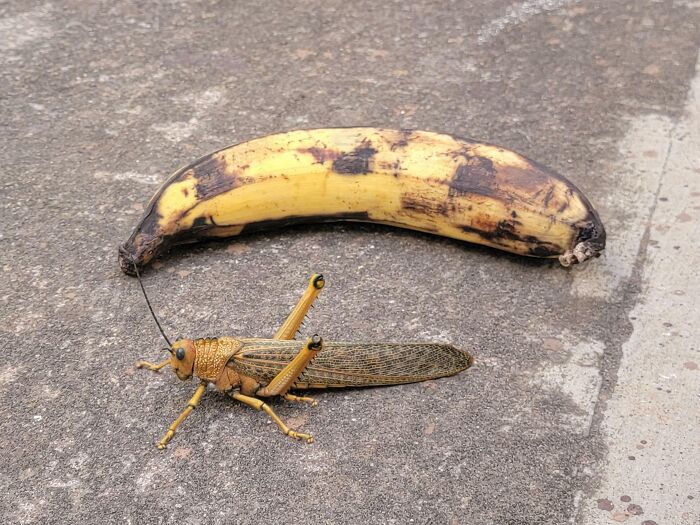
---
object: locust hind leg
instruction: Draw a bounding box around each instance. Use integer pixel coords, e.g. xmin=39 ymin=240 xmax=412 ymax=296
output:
xmin=256 ymin=336 xmax=323 ymax=398
xmin=230 ymin=335 xmax=324 ymax=443
xmin=273 ymin=274 xmax=325 ymax=340
xmin=231 ymin=392 xmax=314 ymax=444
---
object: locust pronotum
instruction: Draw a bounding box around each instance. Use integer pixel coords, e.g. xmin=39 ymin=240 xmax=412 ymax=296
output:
xmin=132 ymin=265 xmax=473 ymax=449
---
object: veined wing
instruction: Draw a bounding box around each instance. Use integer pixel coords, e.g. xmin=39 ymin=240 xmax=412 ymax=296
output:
xmin=229 ymin=338 xmax=472 ymax=388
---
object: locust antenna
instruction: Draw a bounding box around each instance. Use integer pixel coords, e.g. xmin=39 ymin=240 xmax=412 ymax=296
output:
xmin=132 ymin=261 xmax=172 ymax=347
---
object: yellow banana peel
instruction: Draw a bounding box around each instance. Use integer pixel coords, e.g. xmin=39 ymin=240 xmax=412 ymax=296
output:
xmin=119 ymin=128 xmax=605 ymax=273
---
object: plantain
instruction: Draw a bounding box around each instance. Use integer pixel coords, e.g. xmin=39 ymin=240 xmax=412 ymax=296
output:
xmin=118 ymin=128 xmax=605 ymax=273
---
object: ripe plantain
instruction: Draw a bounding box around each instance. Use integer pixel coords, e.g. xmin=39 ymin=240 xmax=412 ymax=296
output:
xmin=118 ymin=128 xmax=605 ymax=273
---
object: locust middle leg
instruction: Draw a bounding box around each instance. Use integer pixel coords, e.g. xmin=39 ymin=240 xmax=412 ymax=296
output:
xmin=229 ymin=274 xmax=326 ymax=442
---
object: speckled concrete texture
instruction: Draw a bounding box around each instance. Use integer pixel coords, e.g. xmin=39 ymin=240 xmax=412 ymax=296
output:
xmin=1 ymin=1 xmax=699 ymax=524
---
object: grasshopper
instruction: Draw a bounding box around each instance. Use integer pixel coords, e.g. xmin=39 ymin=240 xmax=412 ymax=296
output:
xmin=133 ymin=269 xmax=473 ymax=449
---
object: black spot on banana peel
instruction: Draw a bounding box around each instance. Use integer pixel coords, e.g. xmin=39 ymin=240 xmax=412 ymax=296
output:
xmin=448 ymin=156 xmax=497 ymax=196
xmin=192 ymin=154 xmax=241 ymax=199
xmin=331 ymin=141 xmax=378 ymax=175
xmin=118 ymin=128 xmax=606 ymax=274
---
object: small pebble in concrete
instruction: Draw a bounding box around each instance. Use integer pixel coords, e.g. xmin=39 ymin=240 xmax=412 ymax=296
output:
xmin=597 ymin=498 xmax=614 ymax=511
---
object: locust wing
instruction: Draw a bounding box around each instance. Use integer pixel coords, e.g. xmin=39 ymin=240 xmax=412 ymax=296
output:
xmin=229 ymin=338 xmax=472 ymax=389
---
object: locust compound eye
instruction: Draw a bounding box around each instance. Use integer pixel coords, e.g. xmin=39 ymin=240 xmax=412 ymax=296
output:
xmin=176 ymin=348 xmax=186 ymax=360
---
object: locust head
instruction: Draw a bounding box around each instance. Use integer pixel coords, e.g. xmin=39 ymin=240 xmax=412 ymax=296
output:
xmin=169 ymin=340 xmax=196 ymax=381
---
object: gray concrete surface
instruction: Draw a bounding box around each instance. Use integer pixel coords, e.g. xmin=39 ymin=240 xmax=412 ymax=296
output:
xmin=1 ymin=1 xmax=698 ymax=524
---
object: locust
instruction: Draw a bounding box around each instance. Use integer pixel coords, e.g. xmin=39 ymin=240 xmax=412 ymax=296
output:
xmin=133 ymin=269 xmax=473 ymax=449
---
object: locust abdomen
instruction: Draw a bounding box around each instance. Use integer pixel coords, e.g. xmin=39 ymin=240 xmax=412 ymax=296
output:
xmin=118 ymin=128 xmax=605 ymax=273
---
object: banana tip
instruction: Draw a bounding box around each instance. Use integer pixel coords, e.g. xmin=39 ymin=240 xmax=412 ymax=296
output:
xmin=559 ymin=242 xmax=600 ymax=266
xmin=559 ymin=214 xmax=606 ymax=267
xmin=118 ymin=244 xmax=139 ymax=276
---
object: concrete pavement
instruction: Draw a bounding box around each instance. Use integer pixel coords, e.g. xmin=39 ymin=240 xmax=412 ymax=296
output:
xmin=1 ymin=1 xmax=698 ymax=523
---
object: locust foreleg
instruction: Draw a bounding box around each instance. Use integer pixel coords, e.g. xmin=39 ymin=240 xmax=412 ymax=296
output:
xmin=136 ymin=358 xmax=170 ymax=372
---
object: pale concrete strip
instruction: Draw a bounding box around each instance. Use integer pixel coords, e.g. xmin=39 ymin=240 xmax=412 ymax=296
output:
xmin=580 ymin=54 xmax=700 ymax=525
xmin=570 ymin=114 xmax=673 ymax=301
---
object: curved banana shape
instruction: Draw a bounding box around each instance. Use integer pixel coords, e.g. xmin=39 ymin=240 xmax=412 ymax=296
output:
xmin=118 ymin=128 xmax=605 ymax=274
